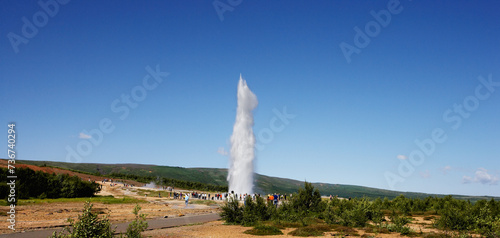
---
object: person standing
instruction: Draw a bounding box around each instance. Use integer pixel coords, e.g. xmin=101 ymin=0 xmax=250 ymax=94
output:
xmin=229 ymin=191 xmax=235 ymax=201
xmin=185 ymin=193 xmax=189 ymax=206
xmin=273 ymin=194 xmax=278 ymax=207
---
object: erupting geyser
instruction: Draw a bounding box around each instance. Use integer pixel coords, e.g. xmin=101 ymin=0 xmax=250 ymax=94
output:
xmin=227 ymin=74 xmax=258 ymax=195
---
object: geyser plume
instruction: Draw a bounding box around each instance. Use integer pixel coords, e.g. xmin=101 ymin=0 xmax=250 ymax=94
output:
xmin=228 ymin=75 xmax=258 ymax=195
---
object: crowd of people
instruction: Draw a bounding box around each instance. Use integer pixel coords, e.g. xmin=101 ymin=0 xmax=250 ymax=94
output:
xmin=223 ymin=191 xmax=293 ymax=207
xmin=167 ymin=190 xmax=294 ymax=208
xmin=103 ymin=179 xmax=301 ymax=207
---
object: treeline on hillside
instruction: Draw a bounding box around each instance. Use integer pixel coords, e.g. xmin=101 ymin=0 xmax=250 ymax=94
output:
xmin=0 ymin=167 xmax=100 ymax=201
xmin=108 ymin=172 xmax=154 ymax=183
xmin=222 ymin=182 xmax=500 ymax=237
xmin=160 ymin=177 xmax=228 ymax=192
xmin=107 ymin=172 xmax=228 ymax=192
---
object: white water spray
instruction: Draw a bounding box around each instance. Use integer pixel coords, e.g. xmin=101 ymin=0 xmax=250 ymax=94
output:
xmin=227 ymin=75 xmax=258 ymax=195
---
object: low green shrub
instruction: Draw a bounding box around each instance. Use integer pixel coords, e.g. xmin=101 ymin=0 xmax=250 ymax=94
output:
xmin=388 ymin=210 xmax=413 ymax=235
xmin=271 ymin=220 xmax=303 ymax=229
xmin=332 ymin=225 xmax=359 ymax=236
xmin=324 ymin=198 xmax=381 ymax=227
xmin=220 ymin=197 xmax=243 ymax=224
xmin=243 ymin=225 xmax=283 ymax=236
xmin=124 ymin=204 xmax=148 ymax=238
xmin=50 ymin=202 xmax=115 ymax=238
xmin=289 ymin=224 xmax=331 ymax=237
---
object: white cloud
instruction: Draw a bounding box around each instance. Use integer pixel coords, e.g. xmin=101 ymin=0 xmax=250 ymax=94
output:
xmin=420 ymin=170 xmax=431 ymax=178
xmin=397 ymin=155 xmax=407 ymax=160
xmin=462 ymin=168 xmax=498 ymax=185
xmin=217 ymin=147 xmax=228 ymax=156
xmin=79 ymin=132 xmax=92 ymax=139
xmin=475 ymin=168 xmax=499 ymax=185
xmin=441 ymin=165 xmax=452 ymax=174
xmin=462 ymin=176 xmax=473 ymax=184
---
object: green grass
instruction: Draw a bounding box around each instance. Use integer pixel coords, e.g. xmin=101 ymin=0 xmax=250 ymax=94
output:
xmin=269 ymin=220 xmax=303 ymax=229
xmin=190 ymin=200 xmax=217 ymax=206
xmin=289 ymin=224 xmax=332 ymax=237
xmin=135 ymin=189 xmax=171 ymax=198
xmin=244 ymin=225 xmax=283 ymax=236
xmin=16 ymin=195 xmax=146 ymax=205
xmin=134 ymin=189 xmax=148 ymax=196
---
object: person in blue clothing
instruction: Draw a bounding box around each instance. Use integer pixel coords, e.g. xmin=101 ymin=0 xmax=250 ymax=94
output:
xmin=185 ymin=193 xmax=189 ymax=206
xmin=273 ymin=193 xmax=278 ymax=207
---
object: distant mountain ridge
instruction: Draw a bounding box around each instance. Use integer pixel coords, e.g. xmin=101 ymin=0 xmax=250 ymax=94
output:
xmin=18 ymin=159 xmax=499 ymax=202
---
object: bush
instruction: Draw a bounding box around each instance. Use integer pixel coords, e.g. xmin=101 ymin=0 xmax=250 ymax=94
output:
xmin=392 ymin=195 xmax=412 ymax=216
xmin=218 ymin=182 xmax=500 ymax=236
xmin=324 ymin=198 xmax=381 ymax=227
xmin=273 ymin=200 xmax=303 ymax=223
xmin=435 ymin=204 xmax=473 ymax=231
xmin=291 ymin=182 xmax=323 ymax=214
xmin=124 ymin=204 xmax=148 ymax=238
xmin=0 ymin=167 xmax=100 ymax=201
xmin=220 ymin=196 xmax=243 ymax=224
xmin=50 ymin=202 xmax=115 ymax=238
xmin=387 ymin=210 xmax=412 ymax=235
xmin=242 ymin=196 xmax=259 ymax=226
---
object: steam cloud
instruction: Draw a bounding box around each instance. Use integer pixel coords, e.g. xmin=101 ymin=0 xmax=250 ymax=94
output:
xmin=227 ymin=75 xmax=258 ymax=195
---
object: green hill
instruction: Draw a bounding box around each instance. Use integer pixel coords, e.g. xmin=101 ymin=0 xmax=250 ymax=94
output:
xmin=18 ymin=160 xmax=499 ymax=202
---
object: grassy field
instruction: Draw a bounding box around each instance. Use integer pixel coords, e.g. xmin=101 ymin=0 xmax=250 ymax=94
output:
xmin=190 ymin=200 xmax=217 ymax=206
xmin=1 ymin=195 xmax=147 ymax=206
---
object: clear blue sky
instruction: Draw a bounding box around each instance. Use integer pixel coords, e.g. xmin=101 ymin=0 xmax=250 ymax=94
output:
xmin=1 ymin=0 xmax=499 ymax=196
